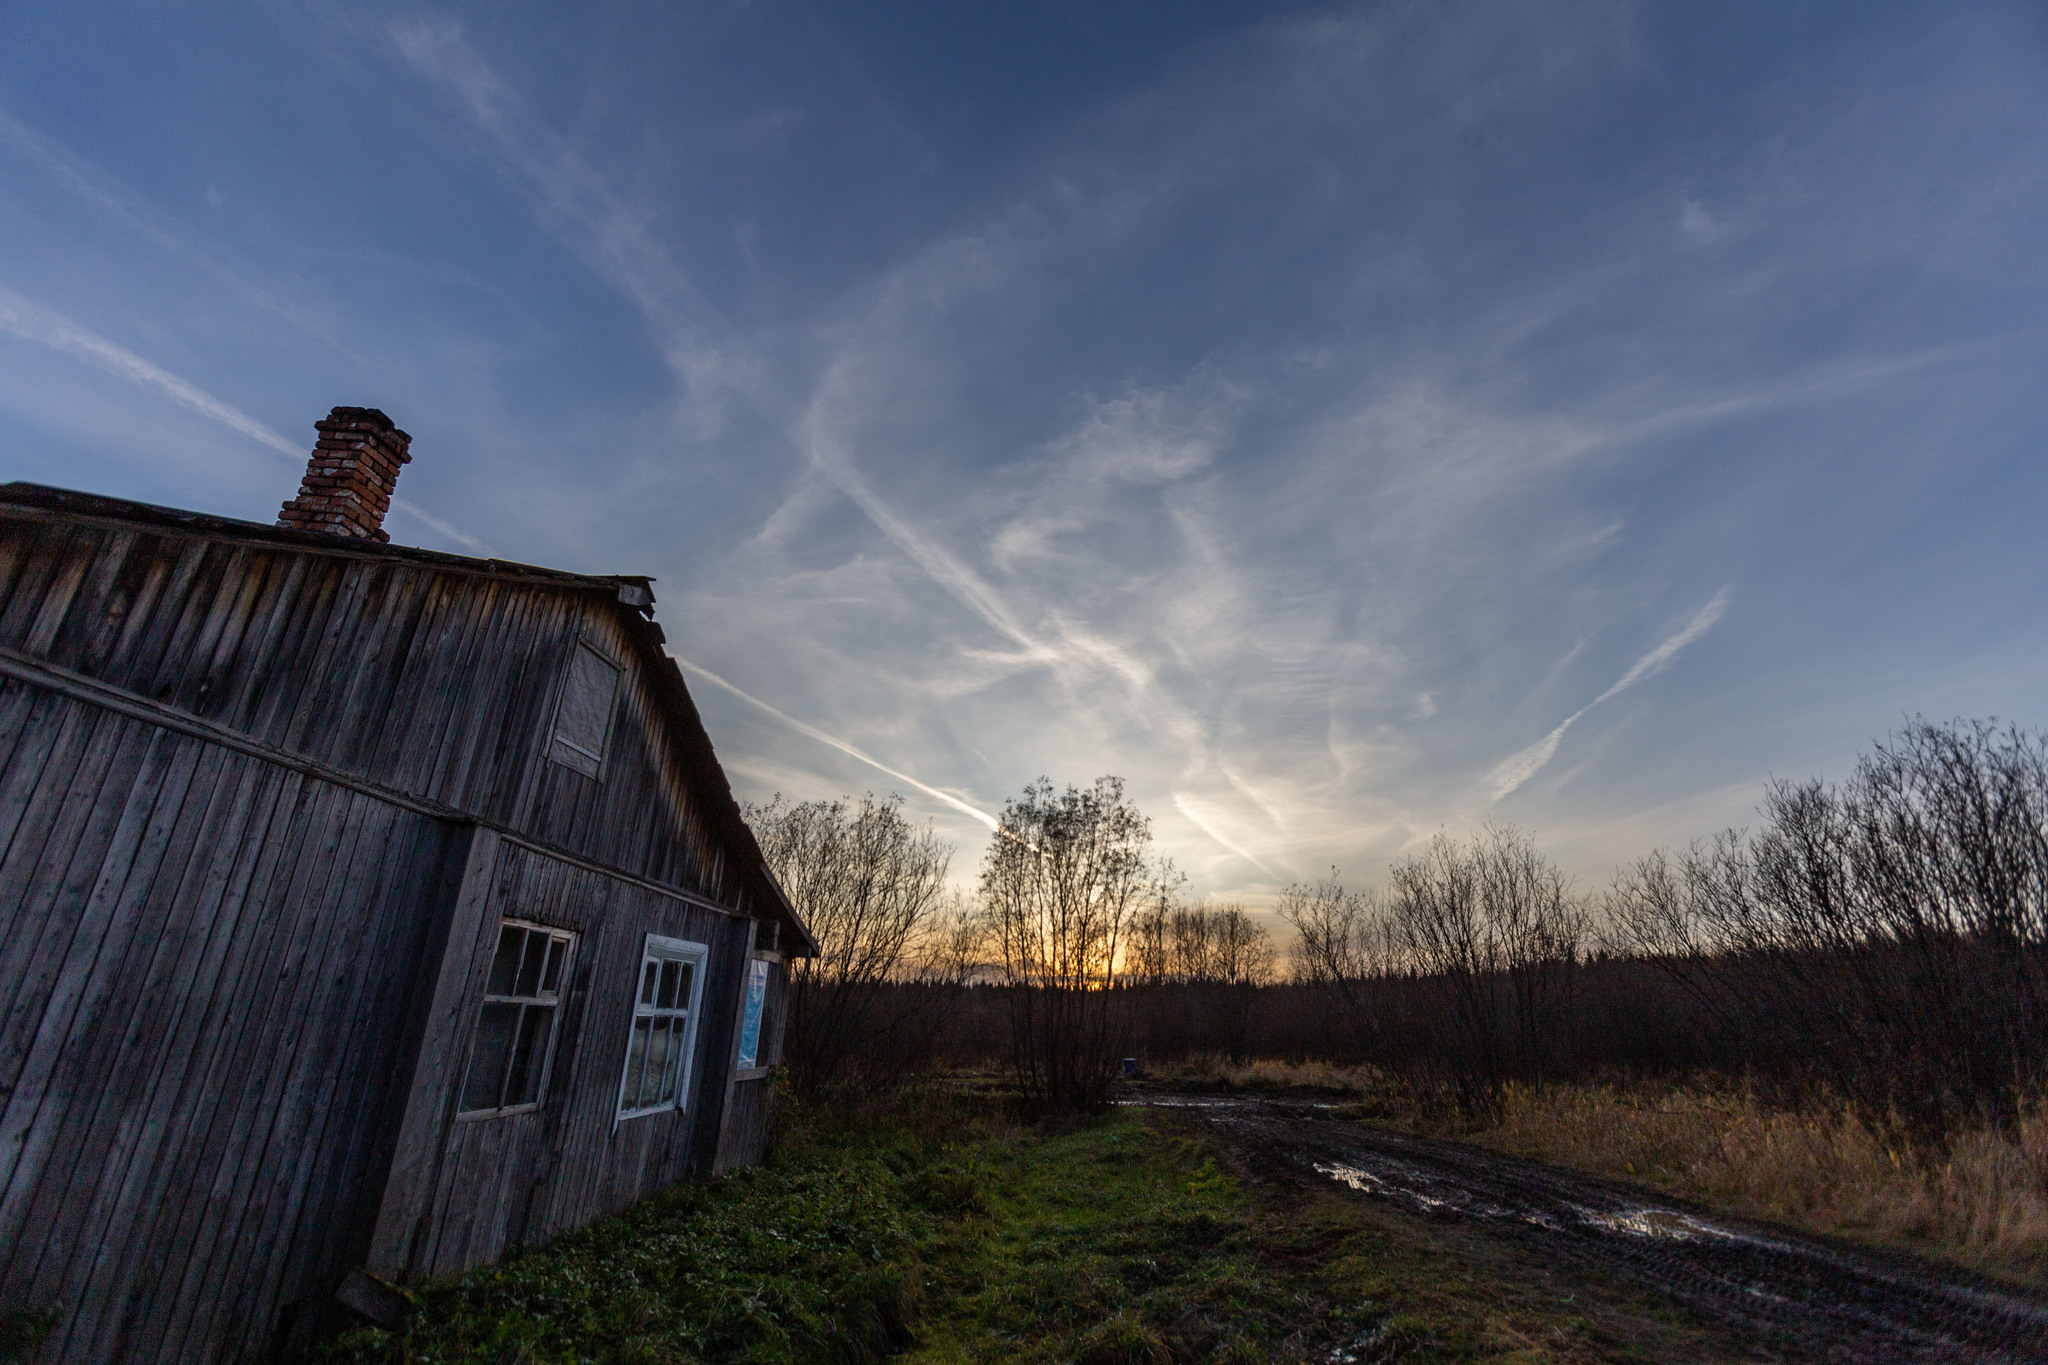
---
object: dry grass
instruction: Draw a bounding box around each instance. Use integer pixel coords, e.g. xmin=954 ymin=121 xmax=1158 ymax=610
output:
xmin=1475 ymin=1081 xmax=2048 ymax=1287
xmin=1158 ymin=1056 xmax=2048 ymax=1287
xmin=1159 ymin=1054 xmax=1380 ymax=1093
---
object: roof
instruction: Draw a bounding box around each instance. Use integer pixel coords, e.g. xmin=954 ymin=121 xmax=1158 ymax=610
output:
xmin=0 ymin=481 xmax=816 ymax=957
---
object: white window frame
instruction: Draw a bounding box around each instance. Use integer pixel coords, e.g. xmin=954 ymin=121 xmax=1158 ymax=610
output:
xmin=456 ymin=918 xmax=576 ymax=1121
xmin=615 ymin=934 xmax=709 ymax=1121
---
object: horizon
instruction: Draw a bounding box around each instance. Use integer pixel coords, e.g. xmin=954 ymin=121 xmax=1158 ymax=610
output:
xmin=2 ymin=0 xmax=2043 ymax=917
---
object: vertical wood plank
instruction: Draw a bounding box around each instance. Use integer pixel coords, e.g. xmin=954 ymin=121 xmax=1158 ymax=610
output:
xmin=67 ymin=749 xmax=285 ymax=1363
xmin=112 ymin=764 xmax=308 ymax=1363
xmin=0 ymin=723 xmax=197 ymax=1290
xmin=364 ymin=826 xmax=500 ymax=1277
xmin=11 ymin=737 xmax=230 ymax=1322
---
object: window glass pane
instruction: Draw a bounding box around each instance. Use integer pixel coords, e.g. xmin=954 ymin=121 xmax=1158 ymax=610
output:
xmin=541 ymin=938 xmax=566 ymax=994
xmin=506 ymin=1004 xmax=554 ymax=1106
xmin=620 ymin=939 xmax=705 ymax=1118
xmin=645 ymin=1018 xmax=673 ymax=1106
xmin=662 ymin=1020 xmax=689 ymax=1101
xmin=625 ymin=1017 xmax=652 ymax=1109
xmin=486 ymin=926 xmax=525 ymax=997
xmin=515 ymin=931 xmax=548 ymax=997
xmin=463 ymin=1002 xmax=521 ymax=1111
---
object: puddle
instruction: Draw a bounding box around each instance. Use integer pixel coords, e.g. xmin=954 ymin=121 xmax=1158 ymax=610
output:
xmin=1325 ymin=1321 xmax=1386 ymax=1363
xmin=1211 ymin=1111 xmax=2048 ymax=1358
xmin=1568 ymin=1203 xmax=1742 ymax=1242
xmin=1315 ymin=1161 xmax=1393 ymax=1195
xmin=1116 ymin=1095 xmax=1235 ymax=1109
xmin=1313 ymin=1161 xmax=1510 ymax=1219
xmin=1313 ymin=1158 xmax=1788 ymax=1251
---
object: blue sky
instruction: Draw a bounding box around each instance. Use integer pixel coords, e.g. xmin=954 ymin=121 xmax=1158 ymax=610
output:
xmin=2 ymin=1 xmax=2044 ymax=908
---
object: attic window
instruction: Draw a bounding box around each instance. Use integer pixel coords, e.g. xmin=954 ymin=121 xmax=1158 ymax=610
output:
xmin=551 ymin=641 xmax=620 ymax=778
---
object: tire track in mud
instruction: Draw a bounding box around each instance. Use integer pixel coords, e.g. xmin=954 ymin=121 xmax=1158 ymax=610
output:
xmin=1140 ymin=1094 xmax=2048 ymax=1363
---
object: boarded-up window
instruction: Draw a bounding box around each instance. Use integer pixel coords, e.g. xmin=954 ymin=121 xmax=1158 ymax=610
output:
xmin=459 ymin=921 xmax=575 ymax=1118
xmin=551 ymin=642 xmax=620 ymax=778
xmin=617 ymin=934 xmax=707 ymax=1119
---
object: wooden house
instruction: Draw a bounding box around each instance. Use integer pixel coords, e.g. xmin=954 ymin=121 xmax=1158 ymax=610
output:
xmin=0 ymin=407 xmax=810 ymax=1362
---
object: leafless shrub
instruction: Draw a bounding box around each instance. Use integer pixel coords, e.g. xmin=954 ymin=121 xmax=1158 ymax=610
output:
xmin=980 ymin=777 xmax=1154 ymax=1112
xmin=746 ymin=793 xmax=953 ymax=1093
xmin=1608 ymin=719 xmax=2048 ymax=1146
xmin=1388 ymin=823 xmax=1591 ymax=1112
xmin=1122 ymin=890 xmax=1279 ymax=1060
xmin=907 ymin=890 xmax=990 ymax=986
xmin=1276 ymin=873 xmax=1398 ymax=1055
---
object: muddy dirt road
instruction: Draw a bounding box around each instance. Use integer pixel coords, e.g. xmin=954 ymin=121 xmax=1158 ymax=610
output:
xmin=1144 ymin=1093 xmax=2048 ymax=1363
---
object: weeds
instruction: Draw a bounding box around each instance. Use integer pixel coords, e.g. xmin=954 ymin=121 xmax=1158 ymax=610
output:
xmin=315 ymin=1145 xmax=924 ymax=1364
xmin=1159 ymin=1055 xmax=1380 ymax=1095
xmin=0 ymin=1308 xmax=61 ymax=1361
xmin=317 ymin=1092 xmax=1328 ymax=1365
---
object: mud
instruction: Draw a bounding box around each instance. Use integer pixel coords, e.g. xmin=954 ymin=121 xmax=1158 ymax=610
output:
xmin=1138 ymin=1092 xmax=2048 ymax=1363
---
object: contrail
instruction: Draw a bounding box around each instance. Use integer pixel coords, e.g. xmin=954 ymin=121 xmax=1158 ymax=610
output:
xmin=0 ymin=285 xmax=494 ymax=555
xmin=0 ymin=284 xmax=303 ymax=458
xmin=670 ymin=652 xmax=1001 ymax=831
xmin=1172 ymin=792 xmax=1280 ymax=877
xmin=1487 ymin=587 xmax=1731 ymax=801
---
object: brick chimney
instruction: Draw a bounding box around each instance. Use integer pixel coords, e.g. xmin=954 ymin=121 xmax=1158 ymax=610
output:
xmin=276 ymin=406 xmax=411 ymax=542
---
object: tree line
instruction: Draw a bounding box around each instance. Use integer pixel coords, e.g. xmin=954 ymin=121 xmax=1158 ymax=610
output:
xmin=747 ymin=718 xmax=2048 ymax=1145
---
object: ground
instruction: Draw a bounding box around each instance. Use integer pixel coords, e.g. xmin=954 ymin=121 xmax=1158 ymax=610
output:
xmin=308 ymin=1088 xmax=1851 ymax=1365
xmin=1165 ymin=1090 xmax=2048 ymax=1363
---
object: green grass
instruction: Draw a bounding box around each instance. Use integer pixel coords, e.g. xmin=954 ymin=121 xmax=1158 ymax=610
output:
xmin=0 ymin=1307 xmax=62 ymax=1361
xmin=897 ymin=1119 xmax=1319 ymax=1363
xmin=317 ymin=1095 xmax=1771 ymax=1364
xmin=316 ymin=1143 xmax=924 ymax=1364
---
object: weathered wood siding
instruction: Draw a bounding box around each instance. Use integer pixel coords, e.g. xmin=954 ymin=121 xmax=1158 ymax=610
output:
xmin=368 ymin=834 xmax=750 ymax=1280
xmin=712 ymin=958 xmax=788 ymax=1174
xmin=0 ymin=682 xmax=467 ymax=1363
xmin=0 ymin=508 xmax=743 ymax=910
xmin=0 ymin=502 xmax=786 ymax=1361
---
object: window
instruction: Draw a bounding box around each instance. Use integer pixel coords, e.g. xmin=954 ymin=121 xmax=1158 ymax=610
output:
xmin=458 ymin=921 xmax=574 ymax=1118
xmin=735 ymin=959 xmax=770 ymax=1069
xmin=617 ymin=935 xmax=708 ymax=1119
xmin=551 ymin=641 xmax=621 ymax=778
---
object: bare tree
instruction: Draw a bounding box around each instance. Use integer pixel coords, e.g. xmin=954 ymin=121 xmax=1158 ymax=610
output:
xmin=1607 ymin=719 xmax=2048 ymax=1145
xmin=1390 ymin=824 xmax=1588 ymax=1113
xmin=980 ymin=777 xmax=1152 ymax=1112
xmin=1210 ymin=903 xmax=1277 ymax=987
xmin=1201 ymin=901 xmax=1275 ymax=1060
xmin=1125 ymin=864 xmax=1184 ymax=985
xmin=1169 ymin=902 xmax=1216 ymax=983
xmin=746 ymin=793 xmax=953 ymax=1092
xmin=1278 ymin=872 xmax=1398 ymax=1054
xmin=907 ymin=889 xmax=990 ymax=987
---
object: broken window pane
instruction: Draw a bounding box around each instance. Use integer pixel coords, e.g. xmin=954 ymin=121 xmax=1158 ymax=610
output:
xmin=461 ymin=920 xmax=575 ymax=1117
xmin=462 ymin=1002 xmax=520 ymax=1112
